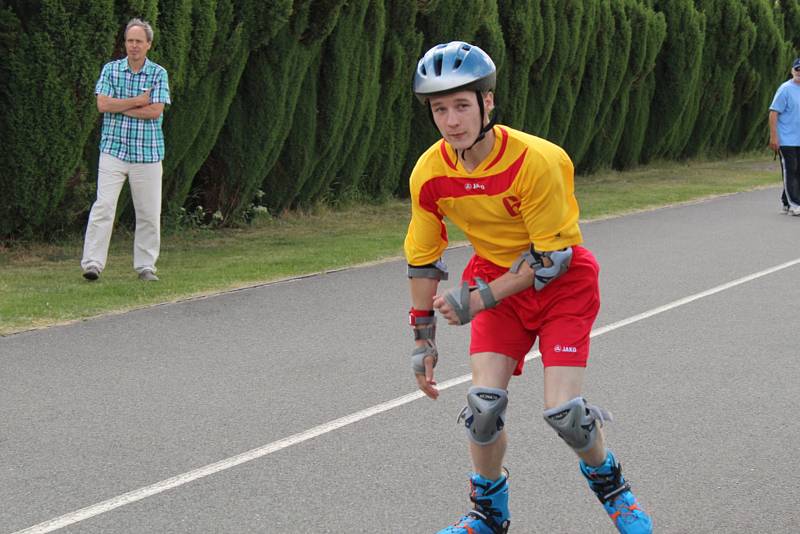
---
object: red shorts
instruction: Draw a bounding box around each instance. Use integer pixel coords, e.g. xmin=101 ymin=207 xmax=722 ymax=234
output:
xmin=465 ymin=246 xmax=600 ymax=374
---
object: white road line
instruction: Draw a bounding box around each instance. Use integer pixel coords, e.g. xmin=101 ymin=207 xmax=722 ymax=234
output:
xmin=589 ymin=257 xmax=800 ymax=337
xmin=13 ymin=257 xmax=800 ymax=534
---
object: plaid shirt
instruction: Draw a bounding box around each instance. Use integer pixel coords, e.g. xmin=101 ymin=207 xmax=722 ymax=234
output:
xmin=95 ymin=58 xmax=171 ymax=163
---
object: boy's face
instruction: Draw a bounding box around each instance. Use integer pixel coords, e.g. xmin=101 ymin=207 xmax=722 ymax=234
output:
xmin=429 ymin=90 xmax=494 ymax=150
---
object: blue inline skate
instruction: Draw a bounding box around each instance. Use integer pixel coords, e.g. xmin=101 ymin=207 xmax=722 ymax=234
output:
xmin=437 ymin=470 xmax=510 ymax=534
xmin=580 ymin=451 xmax=652 ymax=534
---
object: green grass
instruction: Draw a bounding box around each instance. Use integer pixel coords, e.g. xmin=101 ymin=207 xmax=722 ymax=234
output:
xmin=0 ymin=153 xmax=780 ymax=335
xmin=575 ymin=156 xmax=778 ymax=219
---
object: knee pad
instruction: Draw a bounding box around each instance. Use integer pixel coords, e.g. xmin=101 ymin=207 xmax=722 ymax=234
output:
xmin=458 ymin=386 xmax=508 ymax=445
xmin=543 ymin=397 xmax=612 ymax=453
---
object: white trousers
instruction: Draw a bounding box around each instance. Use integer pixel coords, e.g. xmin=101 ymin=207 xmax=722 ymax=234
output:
xmin=81 ymin=153 xmax=162 ymax=274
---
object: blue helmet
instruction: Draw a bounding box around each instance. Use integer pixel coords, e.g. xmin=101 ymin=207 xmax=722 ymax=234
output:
xmin=413 ymin=41 xmax=496 ymax=104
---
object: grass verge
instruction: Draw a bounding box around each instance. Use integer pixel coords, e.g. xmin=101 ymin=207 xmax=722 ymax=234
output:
xmin=0 ymin=154 xmax=780 ymax=336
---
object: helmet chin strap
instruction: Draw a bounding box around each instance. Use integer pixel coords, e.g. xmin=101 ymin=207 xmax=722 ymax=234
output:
xmin=457 ymin=91 xmax=497 ymax=164
xmin=467 ymin=91 xmax=495 ymax=147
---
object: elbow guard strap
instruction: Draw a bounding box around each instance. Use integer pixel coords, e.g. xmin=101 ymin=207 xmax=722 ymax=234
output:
xmin=511 ymin=246 xmax=573 ymax=291
xmin=407 ymin=259 xmax=449 ymax=280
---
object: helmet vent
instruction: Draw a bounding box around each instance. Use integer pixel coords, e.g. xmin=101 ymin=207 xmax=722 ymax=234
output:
xmin=434 ymin=52 xmax=443 ymax=76
xmin=453 ymin=57 xmax=463 ymax=70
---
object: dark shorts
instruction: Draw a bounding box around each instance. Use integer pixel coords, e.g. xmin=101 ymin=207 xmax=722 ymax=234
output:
xmin=465 ymin=246 xmax=600 ymax=374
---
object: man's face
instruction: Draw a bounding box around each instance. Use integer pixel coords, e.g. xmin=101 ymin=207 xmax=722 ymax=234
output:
xmin=125 ymin=26 xmax=151 ymax=61
xmin=429 ymin=90 xmax=494 ymax=150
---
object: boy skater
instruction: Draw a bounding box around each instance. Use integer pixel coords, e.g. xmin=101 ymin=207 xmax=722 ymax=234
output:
xmin=404 ymin=41 xmax=653 ymax=533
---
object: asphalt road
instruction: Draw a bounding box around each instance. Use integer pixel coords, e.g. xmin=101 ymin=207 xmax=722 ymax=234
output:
xmin=2 ymin=187 xmax=799 ymax=533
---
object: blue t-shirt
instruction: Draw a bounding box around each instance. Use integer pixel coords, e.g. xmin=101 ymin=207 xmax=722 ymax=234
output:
xmin=769 ymin=80 xmax=800 ymax=146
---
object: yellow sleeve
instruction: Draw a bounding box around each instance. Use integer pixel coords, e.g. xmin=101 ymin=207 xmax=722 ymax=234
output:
xmin=403 ymin=160 xmax=449 ymax=266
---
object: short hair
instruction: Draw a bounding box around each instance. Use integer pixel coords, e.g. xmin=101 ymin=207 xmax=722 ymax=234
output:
xmin=125 ymin=18 xmax=153 ymax=43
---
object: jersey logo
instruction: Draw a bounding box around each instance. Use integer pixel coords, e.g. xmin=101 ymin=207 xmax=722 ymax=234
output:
xmin=465 ymin=183 xmax=486 ymax=191
xmin=553 ymin=344 xmax=577 ymax=353
xmin=502 ymin=195 xmax=521 ymax=216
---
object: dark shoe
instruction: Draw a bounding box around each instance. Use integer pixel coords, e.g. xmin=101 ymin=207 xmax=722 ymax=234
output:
xmin=82 ymin=266 xmax=100 ymax=281
xmin=138 ymin=269 xmax=159 ymax=281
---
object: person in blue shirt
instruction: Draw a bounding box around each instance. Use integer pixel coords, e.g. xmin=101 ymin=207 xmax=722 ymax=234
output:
xmin=81 ymin=18 xmax=171 ymax=281
xmin=769 ymin=57 xmax=800 ymax=216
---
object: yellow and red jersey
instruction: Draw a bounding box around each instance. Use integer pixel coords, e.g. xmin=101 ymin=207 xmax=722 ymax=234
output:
xmin=404 ymin=125 xmax=582 ymax=268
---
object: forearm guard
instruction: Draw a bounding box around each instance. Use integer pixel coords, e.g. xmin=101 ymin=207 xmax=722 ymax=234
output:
xmin=442 ymin=277 xmax=498 ymax=325
xmin=409 ymin=308 xmax=437 ymax=375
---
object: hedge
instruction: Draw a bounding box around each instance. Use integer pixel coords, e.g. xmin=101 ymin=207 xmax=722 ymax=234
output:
xmin=0 ymin=0 xmax=796 ymax=240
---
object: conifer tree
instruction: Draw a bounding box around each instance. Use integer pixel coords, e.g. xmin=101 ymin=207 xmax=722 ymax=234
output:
xmin=613 ymin=5 xmax=667 ymax=169
xmin=547 ymin=0 xmax=600 ymax=145
xmin=362 ymin=0 xmax=424 ymax=198
xmin=161 ymin=0 xmax=299 ymax=220
xmin=296 ymin=0 xmax=385 ymax=205
xmin=320 ymin=0 xmax=387 ymax=203
xmin=727 ymin=0 xmax=792 ymax=152
xmin=264 ymin=55 xmax=321 ymax=212
xmin=776 ymin=0 xmax=800 ymax=52
xmin=0 ymin=1 xmax=116 ymax=238
xmin=523 ymin=0 xmax=562 ymax=137
xmin=158 ymin=0 xmax=246 ymax=209
xmin=683 ymin=0 xmax=755 ymax=157
xmin=579 ymin=0 xmax=640 ymax=173
xmin=195 ymin=0 xmax=335 ymax=219
xmin=562 ymin=0 xmax=621 ymax=168
xmin=542 ymin=0 xmax=598 ymax=146
xmin=641 ymin=0 xmax=705 ymax=162
xmin=496 ymin=0 xmax=543 ymax=130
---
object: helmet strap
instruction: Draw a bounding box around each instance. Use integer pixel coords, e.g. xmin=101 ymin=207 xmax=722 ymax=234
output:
xmin=461 ymin=91 xmax=497 ymax=161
